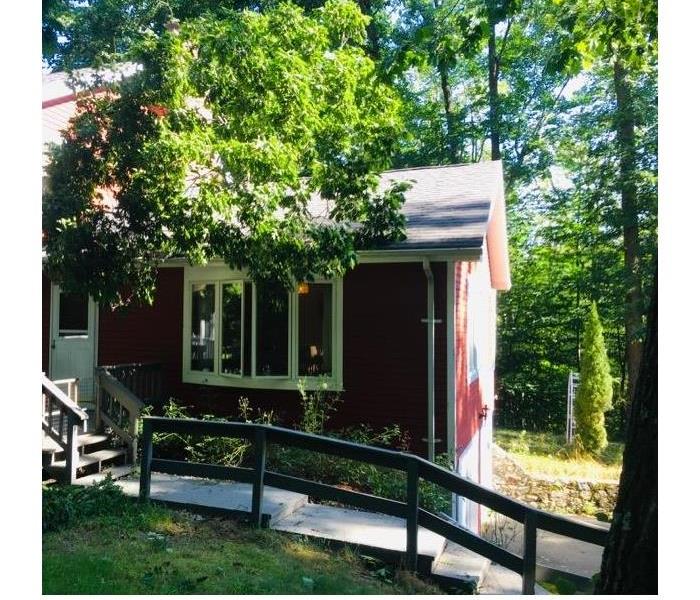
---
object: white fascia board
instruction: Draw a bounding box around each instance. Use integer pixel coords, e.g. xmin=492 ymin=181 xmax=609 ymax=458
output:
xmin=160 ymin=246 xmax=484 ymax=269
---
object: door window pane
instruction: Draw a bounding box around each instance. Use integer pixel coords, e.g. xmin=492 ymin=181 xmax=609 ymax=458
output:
xmin=298 ymin=283 xmax=333 ymax=376
xmin=58 ymin=291 xmax=88 ymax=335
xmin=221 ymin=282 xmax=243 ymax=375
xmin=256 ymin=285 xmax=289 ymax=376
xmin=191 ymin=283 xmax=215 ymax=372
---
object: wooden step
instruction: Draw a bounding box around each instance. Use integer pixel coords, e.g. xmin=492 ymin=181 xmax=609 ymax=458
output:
xmin=43 ymin=432 xmax=110 ymax=454
xmin=47 ymin=447 xmax=127 ymax=473
xmin=74 ymin=465 xmax=133 ymax=486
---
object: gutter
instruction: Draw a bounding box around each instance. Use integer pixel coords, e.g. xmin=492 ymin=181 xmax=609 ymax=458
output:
xmin=422 ymin=258 xmax=436 ymax=462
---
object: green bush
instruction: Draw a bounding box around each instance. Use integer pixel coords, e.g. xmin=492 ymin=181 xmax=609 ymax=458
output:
xmin=297 ymin=377 xmax=341 ymax=434
xmin=151 ymin=397 xmax=452 ymax=515
xmin=575 ymin=303 xmax=614 ymax=453
xmin=150 ymin=397 xmax=276 ymax=466
xmin=42 ymin=478 xmax=132 ymax=532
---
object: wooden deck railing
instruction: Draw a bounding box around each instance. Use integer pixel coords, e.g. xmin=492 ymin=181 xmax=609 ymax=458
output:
xmin=95 ymin=368 xmax=147 ymax=462
xmin=139 ymin=417 xmax=609 ymax=594
xmin=99 ymin=362 xmax=163 ymax=406
xmin=42 ymin=374 xmax=89 ymax=484
xmin=51 ymin=377 xmax=80 ymax=405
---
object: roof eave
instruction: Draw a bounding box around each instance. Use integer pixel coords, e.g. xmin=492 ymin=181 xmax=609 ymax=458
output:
xmin=156 ymin=245 xmax=483 ymax=269
xmin=356 ymin=246 xmax=482 ymax=263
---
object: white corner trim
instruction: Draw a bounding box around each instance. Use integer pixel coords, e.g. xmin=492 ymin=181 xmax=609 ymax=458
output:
xmin=446 ymin=260 xmax=456 ymax=462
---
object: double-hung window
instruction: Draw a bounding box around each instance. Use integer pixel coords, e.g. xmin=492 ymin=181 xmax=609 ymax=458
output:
xmin=183 ymin=265 xmax=342 ymax=390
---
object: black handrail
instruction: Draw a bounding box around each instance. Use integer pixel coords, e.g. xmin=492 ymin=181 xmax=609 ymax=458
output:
xmin=139 ymin=416 xmax=609 ymax=594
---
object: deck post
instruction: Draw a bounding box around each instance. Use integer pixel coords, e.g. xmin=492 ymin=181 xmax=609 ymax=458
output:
xmin=522 ymin=512 xmax=538 ymax=594
xmin=405 ymin=457 xmax=419 ymax=571
xmin=94 ymin=369 xmax=103 ymax=432
xmin=139 ymin=418 xmax=153 ymax=502
xmin=64 ymin=420 xmax=80 ymax=485
xmin=251 ymin=427 xmax=267 ymax=527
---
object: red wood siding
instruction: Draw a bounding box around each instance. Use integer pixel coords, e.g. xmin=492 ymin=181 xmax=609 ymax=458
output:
xmin=98 ymin=268 xmax=184 ymax=400
xmin=454 ymin=261 xmax=482 ymax=454
xmin=94 ymin=262 xmax=448 ymax=456
xmin=340 ymin=262 xmax=447 ymax=456
xmin=42 ymin=274 xmax=51 ymax=373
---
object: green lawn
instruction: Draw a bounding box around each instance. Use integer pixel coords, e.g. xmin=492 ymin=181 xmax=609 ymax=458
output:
xmin=43 ymin=490 xmax=442 ymax=595
xmin=494 ymin=429 xmax=624 ymax=481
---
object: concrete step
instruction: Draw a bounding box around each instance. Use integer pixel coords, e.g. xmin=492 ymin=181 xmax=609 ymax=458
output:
xmin=478 ymin=562 xmax=551 ymax=595
xmin=272 ymin=503 xmax=446 ymax=574
xmin=430 ymin=540 xmax=490 ymax=591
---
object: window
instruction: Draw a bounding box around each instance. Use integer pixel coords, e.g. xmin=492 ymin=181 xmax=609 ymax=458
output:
xmin=298 ymin=283 xmax=333 ymax=376
xmin=190 ymin=283 xmax=215 ymax=371
xmin=58 ymin=291 xmax=89 ymax=336
xmin=182 ymin=265 xmax=342 ymax=390
xmin=467 ymin=296 xmax=479 ymax=382
xmin=255 ymin=284 xmax=289 ymax=376
xmin=221 ymin=282 xmax=243 ymax=375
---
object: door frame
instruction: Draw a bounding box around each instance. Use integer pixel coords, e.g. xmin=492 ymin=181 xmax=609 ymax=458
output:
xmin=48 ymin=284 xmax=99 ymax=383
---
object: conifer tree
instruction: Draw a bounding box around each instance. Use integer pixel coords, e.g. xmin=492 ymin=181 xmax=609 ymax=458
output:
xmin=575 ymin=302 xmax=613 ymax=452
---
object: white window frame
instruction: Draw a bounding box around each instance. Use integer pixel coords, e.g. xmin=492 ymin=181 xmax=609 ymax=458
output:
xmin=182 ymin=265 xmax=343 ymax=391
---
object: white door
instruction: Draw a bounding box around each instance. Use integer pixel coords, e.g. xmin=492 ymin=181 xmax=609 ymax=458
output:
xmin=50 ymin=285 xmax=98 ymax=405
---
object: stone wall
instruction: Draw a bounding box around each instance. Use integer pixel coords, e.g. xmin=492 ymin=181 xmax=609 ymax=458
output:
xmin=492 ymin=445 xmax=618 ymax=518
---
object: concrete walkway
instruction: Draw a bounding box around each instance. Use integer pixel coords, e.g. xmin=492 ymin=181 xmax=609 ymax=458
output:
xmin=274 ymin=503 xmax=445 ymax=559
xmin=483 ymin=513 xmax=609 ymax=578
xmin=114 ymin=472 xmax=307 ymax=526
xmin=102 ymin=471 xmax=603 ymax=593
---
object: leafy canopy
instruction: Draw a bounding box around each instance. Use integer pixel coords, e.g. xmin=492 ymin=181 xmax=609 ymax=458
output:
xmin=43 ymin=1 xmax=408 ymax=307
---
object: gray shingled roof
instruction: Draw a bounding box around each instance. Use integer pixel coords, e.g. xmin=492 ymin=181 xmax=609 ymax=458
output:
xmin=378 ymin=161 xmax=503 ymax=251
xmin=310 ymin=161 xmax=504 ymax=253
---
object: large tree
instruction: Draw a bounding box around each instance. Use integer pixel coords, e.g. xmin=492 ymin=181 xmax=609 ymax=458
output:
xmin=553 ymin=0 xmax=657 ymax=401
xmin=43 ymin=1 xmax=408 ymax=307
xmin=596 ymin=274 xmax=657 ymax=593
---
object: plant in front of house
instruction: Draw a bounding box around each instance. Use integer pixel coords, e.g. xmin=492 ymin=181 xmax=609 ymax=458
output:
xmin=574 ymin=302 xmax=614 ymax=453
xmin=148 ymin=397 xmax=276 ymax=466
xmin=297 ymin=376 xmax=341 ymax=435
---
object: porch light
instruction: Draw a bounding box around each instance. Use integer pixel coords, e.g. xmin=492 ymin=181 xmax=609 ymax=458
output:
xmin=297 ymin=282 xmax=310 ymax=295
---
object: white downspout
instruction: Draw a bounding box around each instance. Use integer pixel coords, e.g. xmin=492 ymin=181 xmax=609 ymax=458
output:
xmin=422 ymin=259 xmax=436 ymax=462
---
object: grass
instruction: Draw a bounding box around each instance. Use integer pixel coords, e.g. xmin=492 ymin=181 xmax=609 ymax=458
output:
xmin=494 ymin=429 xmax=623 ymax=482
xmin=43 ymin=484 xmax=444 ymax=595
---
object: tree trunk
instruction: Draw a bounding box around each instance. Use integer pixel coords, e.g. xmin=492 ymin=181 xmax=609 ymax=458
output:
xmin=595 ymin=274 xmax=657 ymax=594
xmin=431 ymin=0 xmax=458 ymax=163
xmin=613 ymin=60 xmax=643 ymax=402
xmin=487 ymin=2 xmax=501 ymax=160
xmin=438 ymin=61 xmax=459 ymax=163
xmin=357 ymin=0 xmax=381 ymax=61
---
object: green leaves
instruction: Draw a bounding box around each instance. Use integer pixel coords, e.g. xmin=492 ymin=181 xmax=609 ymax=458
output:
xmin=44 ymin=1 xmax=407 ymax=307
xmin=575 ymin=302 xmax=614 ymax=452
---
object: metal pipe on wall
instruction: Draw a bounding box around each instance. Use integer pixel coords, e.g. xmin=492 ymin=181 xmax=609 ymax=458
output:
xmin=422 ymin=259 xmax=436 ymax=462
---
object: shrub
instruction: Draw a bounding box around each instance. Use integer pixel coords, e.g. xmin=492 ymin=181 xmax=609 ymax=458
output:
xmin=151 ymin=397 xmax=276 ymax=466
xmin=42 ymin=477 xmax=131 ymax=532
xmin=297 ymin=377 xmax=341 ymax=434
xmin=575 ymin=303 xmax=614 ymax=453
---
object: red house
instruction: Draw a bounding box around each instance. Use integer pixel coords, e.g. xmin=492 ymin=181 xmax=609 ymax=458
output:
xmin=42 ymin=72 xmax=511 ymax=531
